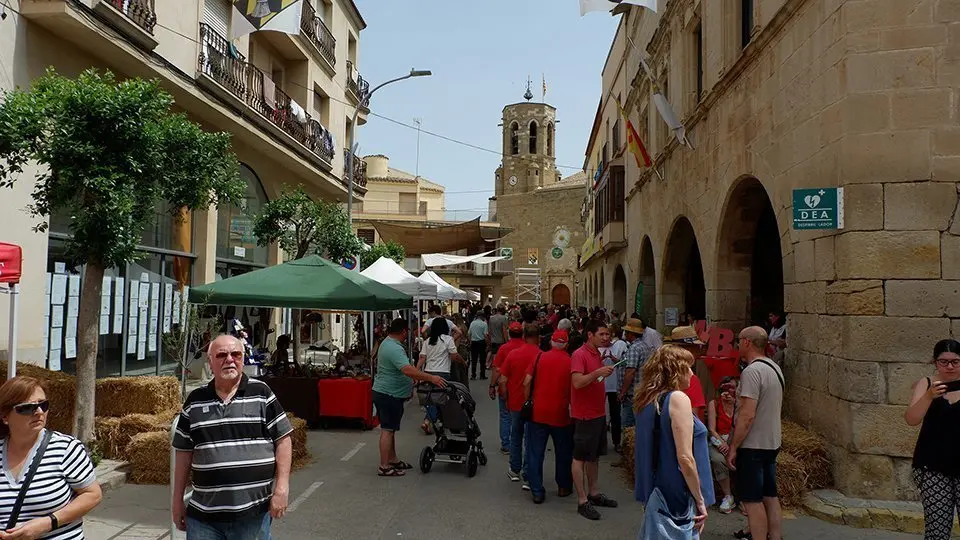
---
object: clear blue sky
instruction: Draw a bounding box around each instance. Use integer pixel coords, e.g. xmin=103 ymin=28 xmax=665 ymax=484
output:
xmin=353 ymin=0 xmax=619 ymax=221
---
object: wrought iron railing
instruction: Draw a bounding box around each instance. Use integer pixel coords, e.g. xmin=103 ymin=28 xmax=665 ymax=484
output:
xmin=109 ymin=0 xmax=157 ymax=34
xmin=300 ymin=1 xmax=336 ymax=67
xmin=343 ymin=149 xmax=367 ymax=189
xmin=346 ymin=61 xmax=371 ymax=103
xmin=199 ymin=23 xmax=334 ymax=164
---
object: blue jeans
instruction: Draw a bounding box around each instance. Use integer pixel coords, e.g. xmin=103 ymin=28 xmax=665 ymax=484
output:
xmin=525 ymin=421 xmax=574 ymax=497
xmin=424 ymin=371 xmax=450 ymax=423
xmin=186 ymin=512 xmax=271 ymax=540
xmin=621 ymin=400 xmax=636 ymax=429
xmin=498 ymin=396 xmax=511 ymax=449
xmin=509 ymin=410 xmax=530 ymax=476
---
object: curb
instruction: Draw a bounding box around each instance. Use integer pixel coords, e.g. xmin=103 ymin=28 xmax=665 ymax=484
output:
xmin=95 ymin=459 xmax=130 ymax=493
xmin=802 ymin=490 xmax=959 ymax=535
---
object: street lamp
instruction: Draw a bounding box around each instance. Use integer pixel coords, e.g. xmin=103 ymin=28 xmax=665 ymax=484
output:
xmin=346 ymin=68 xmax=432 ymax=224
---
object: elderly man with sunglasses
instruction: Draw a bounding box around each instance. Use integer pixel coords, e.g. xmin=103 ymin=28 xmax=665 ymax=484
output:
xmin=172 ymin=334 xmax=293 ymax=540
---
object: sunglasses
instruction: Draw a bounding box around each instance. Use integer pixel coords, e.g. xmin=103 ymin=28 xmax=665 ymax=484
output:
xmin=13 ymin=400 xmax=50 ymax=415
xmin=214 ymin=351 xmax=244 ymax=360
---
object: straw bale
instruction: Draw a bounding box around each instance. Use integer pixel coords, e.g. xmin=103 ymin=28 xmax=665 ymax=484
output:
xmin=781 ymin=420 xmax=832 ymax=489
xmin=0 ymin=361 xmax=76 ymax=434
xmin=776 ymin=451 xmax=809 ymax=507
xmin=620 ymin=429 xmax=636 ymax=487
xmin=126 ymin=431 xmax=171 ymax=485
xmin=96 ymin=411 xmax=178 ymax=460
xmin=95 ymin=376 xmax=181 ymax=417
xmin=287 ymin=413 xmax=311 ymax=467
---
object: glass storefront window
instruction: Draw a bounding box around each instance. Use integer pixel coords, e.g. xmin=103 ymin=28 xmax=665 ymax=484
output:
xmin=217 ymin=164 xmax=268 ymax=266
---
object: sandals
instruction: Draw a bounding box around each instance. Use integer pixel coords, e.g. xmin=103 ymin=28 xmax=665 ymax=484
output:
xmin=421 ymin=422 xmax=433 ymax=435
xmin=390 ymin=460 xmax=413 ymax=470
xmin=378 ymin=466 xmax=405 ymax=477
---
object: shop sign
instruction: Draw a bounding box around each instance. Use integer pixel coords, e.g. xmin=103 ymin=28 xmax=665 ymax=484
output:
xmin=664 ymin=307 xmax=679 ymax=327
xmin=792 ymin=188 xmax=844 ymax=230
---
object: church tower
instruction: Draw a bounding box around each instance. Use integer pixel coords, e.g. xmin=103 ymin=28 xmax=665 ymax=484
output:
xmin=494 ymin=84 xmax=561 ymax=198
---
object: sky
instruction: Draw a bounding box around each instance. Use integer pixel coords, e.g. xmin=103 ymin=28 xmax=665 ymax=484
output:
xmin=352 ymin=0 xmax=619 ymax=222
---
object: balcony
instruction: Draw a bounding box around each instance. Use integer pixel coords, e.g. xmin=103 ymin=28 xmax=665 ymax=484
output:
xmin=299 ymin=1 xmax=336 ymax=72
xmin=346 ymin=61 xmax=371 ymax=104
xmin=355 ymin=200 xmax=428 ymax=218
xmin=343 ymin=149 xmax=367 ymax=193
xmin=89 ymin=0 xmax=158 ymax=50
xmin=198 ymin=23 xmax=335 ymax=167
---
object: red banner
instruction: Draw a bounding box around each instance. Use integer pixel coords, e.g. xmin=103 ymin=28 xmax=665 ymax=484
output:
xmin=0 ymin=243 xmax=23 ymax=284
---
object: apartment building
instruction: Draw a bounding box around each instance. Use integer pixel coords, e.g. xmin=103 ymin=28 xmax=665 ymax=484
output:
xmin=0 ymin=0 xmax=370 ymax=377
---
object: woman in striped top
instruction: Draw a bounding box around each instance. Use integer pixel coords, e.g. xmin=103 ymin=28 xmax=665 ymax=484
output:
xmin=0 ymin=376 xmax=102 ymax=539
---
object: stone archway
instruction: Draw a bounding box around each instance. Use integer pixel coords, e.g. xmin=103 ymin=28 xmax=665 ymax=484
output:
xmin=552 ymin=283 xmax=571 ymax=306
xmin=637 ymin=236 xmax=657 ymax=326
xmin=714 ymin=177 xmax=784 ymax=329
xmin=662 ymin=217 xmax=706 ymax=325
xmin=613 ymin=265 xmax=627 ymax=317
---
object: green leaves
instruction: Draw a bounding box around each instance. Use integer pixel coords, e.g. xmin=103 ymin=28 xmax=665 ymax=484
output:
xmin=360 ymin=241 xmax=406 ymax=270
xmin=0 ymin=68 xmax=243 ymax=269
xmin=253 ymin=185 xmax=362 ymax=262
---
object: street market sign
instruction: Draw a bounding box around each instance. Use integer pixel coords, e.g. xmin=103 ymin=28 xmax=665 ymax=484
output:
xmin=793 ymin=188 xmax=844 ymax=230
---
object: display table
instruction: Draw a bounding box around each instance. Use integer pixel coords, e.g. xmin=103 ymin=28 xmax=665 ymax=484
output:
xmin=318 ymin=377 xmax=377 ymax=429
xmin=262 ymin=377 xmax=321 ymax=427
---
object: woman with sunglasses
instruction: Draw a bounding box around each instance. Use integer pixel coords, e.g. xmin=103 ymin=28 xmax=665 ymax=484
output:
xmin=0 ymin=376 xmax=102 ymax=539
xmin=905 ymin=339 xmax=960 ymax=540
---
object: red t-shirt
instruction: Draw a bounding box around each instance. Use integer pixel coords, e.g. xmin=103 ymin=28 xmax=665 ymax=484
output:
xmin=494 ymin=338 xmax=525 ymax=370
xmin=502 ymin=343 xmax=541 ymax=412
xmin=527 ymin=349 xmax=572 ymax=427
xmin=703 ymin=355 xmax=740 ymax=390
xmin=547 ymin=313 xmax=560 ymax=330
xmin=685 ymin=374 xmax=707 ymax=410
xmin=570 ymin=344 xmax=606 ymax=420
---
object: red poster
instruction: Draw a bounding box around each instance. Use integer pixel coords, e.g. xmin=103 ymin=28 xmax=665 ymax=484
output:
xmin=0 ymin=243 xmax=23 ymax=284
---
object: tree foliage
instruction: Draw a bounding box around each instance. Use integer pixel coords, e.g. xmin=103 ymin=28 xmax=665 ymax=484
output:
xmin=253 ymin=185 xmax=362 ymax=262
xmin=360 ymin=241 xmax=406 ymax=270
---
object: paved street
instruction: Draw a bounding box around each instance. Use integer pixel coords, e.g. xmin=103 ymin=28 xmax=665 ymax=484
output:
xmin=85 ymin=382 xmax=917 ymax=540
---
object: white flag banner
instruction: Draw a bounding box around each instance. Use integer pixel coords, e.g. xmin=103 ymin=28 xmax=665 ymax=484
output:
xmin=580 ymin=0 xmax=657 ymax=16
xmin=231 ymin=0 xmax=303 ymax=40
xmin=653 ymin=93 xmax=691 ymax=148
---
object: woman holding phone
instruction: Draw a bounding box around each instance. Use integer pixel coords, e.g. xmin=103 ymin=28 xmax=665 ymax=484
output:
xmin=904 ymin=339 xmax=960 ymax=540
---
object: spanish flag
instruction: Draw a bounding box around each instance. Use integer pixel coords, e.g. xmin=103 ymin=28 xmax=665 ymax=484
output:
xmin=614 ymin=97 xmax=652 ymax=168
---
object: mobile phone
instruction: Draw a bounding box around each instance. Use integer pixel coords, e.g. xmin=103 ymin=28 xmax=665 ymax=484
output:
xmin=943 ymin=380 xmax=960 ymax=393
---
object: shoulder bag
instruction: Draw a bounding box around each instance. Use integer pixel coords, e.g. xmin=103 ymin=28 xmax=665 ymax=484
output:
xmin=753 ymin=359 xmax=785 ymax=390
xmin=519 ymin=353 xmax=543 ymax=422
xmin=5 ymin=429 xmax=53 ymax=530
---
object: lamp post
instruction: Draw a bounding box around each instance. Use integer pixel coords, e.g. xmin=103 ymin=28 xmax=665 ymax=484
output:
xmin=346 ymin=68 xmax=432 ymax=224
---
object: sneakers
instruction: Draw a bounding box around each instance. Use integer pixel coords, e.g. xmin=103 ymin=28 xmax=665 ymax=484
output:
xmin=499 ymin=447 xmax=510 ymax=455
xmin=521 ymin=478 xmax=530 ymax=491
xmin=588 ymin=493 xmax=618 ymax=508
xmin=719 ymin=495 xmax=736 ymax=514
xmin=507 ymin=469 xmax=521 ymax=482
xmin=533 ymin=493 xmax=545 ymax=504
xmin=578 ymin=502 xmax=601 ymax=520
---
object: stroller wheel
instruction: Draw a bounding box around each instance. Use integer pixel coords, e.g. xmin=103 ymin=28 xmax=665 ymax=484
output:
xmin=466 ymin=450 xmax=479 ymax=478
xmin=419 ymin=447 xmax=435 ymax=473
xmin=478 ymin=451 xmax=488 ymax=467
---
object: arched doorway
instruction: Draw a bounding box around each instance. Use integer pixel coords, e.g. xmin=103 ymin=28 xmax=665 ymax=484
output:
xmin=552 ymin=283 xmax=571 ymax=306
xmin=613 ymin=265 xmax=627 ymax=316
xmin=637 ymin=236 xmax=657 ymax=326
xmin=662 ymin=217 xmax=706 ymax=325
xmin=715 ymin=177 xmax=784 ymax=329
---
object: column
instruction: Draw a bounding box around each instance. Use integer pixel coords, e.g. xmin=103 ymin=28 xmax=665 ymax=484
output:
xmin=193 ymin=205 xmax=219 ymax=285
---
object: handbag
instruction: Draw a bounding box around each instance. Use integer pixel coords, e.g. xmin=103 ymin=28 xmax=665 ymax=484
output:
xmin=5 ymin=429 xmax=53 ymax=530
xmin=519 ymin=352 xmax=543 ymax=422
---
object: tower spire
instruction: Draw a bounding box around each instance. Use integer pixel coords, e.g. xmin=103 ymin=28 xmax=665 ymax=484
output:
xmin=523 ymin=76 xmax=534 ymax=101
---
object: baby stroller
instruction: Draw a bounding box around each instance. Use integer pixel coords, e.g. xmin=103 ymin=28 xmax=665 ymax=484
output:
xmin=416 ymin=381 xmax=488 ymax=477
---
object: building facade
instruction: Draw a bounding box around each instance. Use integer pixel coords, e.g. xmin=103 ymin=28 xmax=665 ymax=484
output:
xmin=0 ymin=0 xmax=369 ymax=377
xmin=581 ymin=0 xmax=960 ymax=501
xmin=491 ymin=98 xmax=586 ymax=305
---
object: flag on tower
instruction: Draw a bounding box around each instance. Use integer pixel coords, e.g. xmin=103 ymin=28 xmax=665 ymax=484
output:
xmin=614 ymin=97 xmax=653 ymax=168
xmin=579 ymin=0 xmax=657 ymax=16
xmin=542 ymin=74 xmax=547 ymax=100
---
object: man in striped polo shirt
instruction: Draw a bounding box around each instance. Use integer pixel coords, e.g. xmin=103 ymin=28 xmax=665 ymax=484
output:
xmin=172 ymin=334 xmax=293 ymax=539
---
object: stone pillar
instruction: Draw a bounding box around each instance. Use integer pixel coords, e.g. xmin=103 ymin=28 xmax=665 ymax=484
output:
xmin=193 ymin=205 xmax=219 ymax=285
xmin=492 ymin=285 xmax=503 ymax=307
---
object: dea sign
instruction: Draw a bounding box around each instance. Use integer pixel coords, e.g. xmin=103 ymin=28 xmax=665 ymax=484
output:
xmin=793 ymin=188 xmax=844 ymax=230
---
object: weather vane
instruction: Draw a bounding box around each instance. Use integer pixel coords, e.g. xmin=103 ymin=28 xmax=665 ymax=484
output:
xmin=523 ymin=76 xmax=533 ymax=101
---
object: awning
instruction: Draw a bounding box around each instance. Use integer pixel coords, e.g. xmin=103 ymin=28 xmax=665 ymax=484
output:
xmin=419 ymin=271 xmax=471 ymax=301
xmin=360 ymin=257 xmax=438 ymax=299
xmin=374 ymin=218 xmax=502 ymax=256
xmin=422 ymin=250 xmax=503 ymax=267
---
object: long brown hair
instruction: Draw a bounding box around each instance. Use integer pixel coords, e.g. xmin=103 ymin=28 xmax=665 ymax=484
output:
xmin=633 ymin=345 xmax=695 ymax=413
xmin=0 ymin=376 xmax=47 ymax=438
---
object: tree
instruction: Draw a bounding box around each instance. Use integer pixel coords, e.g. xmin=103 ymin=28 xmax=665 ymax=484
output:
xmin=360 ymin=240 xmax=405 ymax=270
xmin=0 ymin=68 xmax=245 ymax=442
xmin=253 ymin=185 xmax=362 ymax=359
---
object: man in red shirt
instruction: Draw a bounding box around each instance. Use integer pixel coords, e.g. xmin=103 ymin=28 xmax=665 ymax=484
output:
xmin=522 ymin=329 xmax=574 ymax=504
xmin=570 ymin=320 xmax=616 ymax=520
xmin=489 ymin=322 xmax=524 ymax=453
xmin=499 ymin=323 xmax=541 ymax=487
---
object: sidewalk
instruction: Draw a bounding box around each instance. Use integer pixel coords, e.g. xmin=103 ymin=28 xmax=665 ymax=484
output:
xmin=803 ymin=489 xmax=959 ymax=535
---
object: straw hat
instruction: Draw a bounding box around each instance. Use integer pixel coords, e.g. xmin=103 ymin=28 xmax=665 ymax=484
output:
xmin=666 ymin=325 xmax=704 ymax=344
xmin=623 ymin=318 xmax=645 ymax=336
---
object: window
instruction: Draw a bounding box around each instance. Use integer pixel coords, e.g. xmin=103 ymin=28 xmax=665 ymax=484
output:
xmin=399 ymin=193 xmax=417 ymax=214
xmin=510 ymin=122 xmax=519 ymax=155
xmin=742 ymin=0 xmax=754 ymax=48
xmin=419 ymin=201 xmax=428 ymax=216
xmin=203 ymin=0 xmax=231 ymax=38
xmin=357 ymin=229 xmax=375 ymax=244
xmin=217 ymin=164 xmax=269 ymax=266
xmin=695 ymin=23 xmax=704 ymax=101
xmin=529 ymin=121 xmax=538 ymax=154
xmin=313 ymin=91 xmax=330 ymax=127
xmin=547 ymin=122 xmax=555 ymax=156
xmin=612 ymin=119 xmax=621 ymax=153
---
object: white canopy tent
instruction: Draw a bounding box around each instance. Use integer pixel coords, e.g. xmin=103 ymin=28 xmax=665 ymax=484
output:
xmin=419 ymin=271 xmax=471 ymax=301
xmin=360 ymin=257 xmax=438 ymax=299
xmin=421 ymin=250 xmax=505 ymax=268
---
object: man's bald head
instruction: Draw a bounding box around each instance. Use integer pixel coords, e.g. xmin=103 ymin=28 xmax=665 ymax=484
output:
xmin=208 ymin=334 xmax=242 ymax=354
xmin=739 ymin=326 xmax=769 ymax=356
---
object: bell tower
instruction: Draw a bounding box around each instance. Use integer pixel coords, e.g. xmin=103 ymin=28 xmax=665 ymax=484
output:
xmin=494 ymin=81 xmax=560 ymax=198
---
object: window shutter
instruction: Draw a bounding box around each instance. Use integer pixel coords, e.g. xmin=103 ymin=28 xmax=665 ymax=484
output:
xmin=203 ymin=0 xmax=232 ymax=39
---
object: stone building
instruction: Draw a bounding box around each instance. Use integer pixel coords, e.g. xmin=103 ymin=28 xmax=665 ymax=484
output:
xmin=0 ymin=0 xmax=370 ymax=376
xmin=490 ymin=96 xmax=587 ymax=305
xmin=580 ymin=0 xmax=960 ymax=501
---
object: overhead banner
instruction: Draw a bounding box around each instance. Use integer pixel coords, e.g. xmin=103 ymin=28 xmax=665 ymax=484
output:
xmin=231 ymin=0 xmax=303 ymax=40
xmin=422 ymin=250 xmax=497 ymax=268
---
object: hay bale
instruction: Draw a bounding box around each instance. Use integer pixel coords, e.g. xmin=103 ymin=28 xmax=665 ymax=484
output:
xmin=287 ymin=413 xmax=311 ymax=469
xmin=776 ymin=451 xmax=809 ymax=507
xmin=96 ymin=411 xmax=178 ymax=460
xmin=95 ymin=376 xmax=181 ymax=417
xmin=621 ymin=428 xmax=636 ymax=487
xmin=781 ymin=420 xmax=832 ymax=489
xmin=127 ymin=431 xmax=170 ymax=485
xmin=0 ymin=361 xmax=76 ymax=434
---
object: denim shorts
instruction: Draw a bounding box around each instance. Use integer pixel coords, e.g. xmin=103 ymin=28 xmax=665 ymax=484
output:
xmin=373 ymin=390 xmax=405 ymax=432
xmin=735 ymin=448 xmax=779 ymax=502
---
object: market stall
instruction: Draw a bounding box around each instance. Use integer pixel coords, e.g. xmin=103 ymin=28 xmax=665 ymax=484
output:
xmin=360 ymin=257 xmax=438 ymax=361
xmin=419 ymin=270 xmax=471 ymax=301
xmin=188 ymin=255 xmax=412 ymax=428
